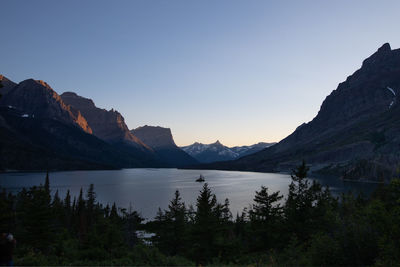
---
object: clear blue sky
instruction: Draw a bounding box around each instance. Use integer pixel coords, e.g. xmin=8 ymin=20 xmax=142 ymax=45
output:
xmin=1 ymin=1 xmax=400 ymax=146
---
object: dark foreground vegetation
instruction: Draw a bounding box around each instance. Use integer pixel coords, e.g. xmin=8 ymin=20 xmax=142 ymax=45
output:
xmin=1 ymin=162 xmax=400 ymax=266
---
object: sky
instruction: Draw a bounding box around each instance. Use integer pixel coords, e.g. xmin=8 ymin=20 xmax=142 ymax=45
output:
xmin=1 ymin=0 xmax=400 ymax=146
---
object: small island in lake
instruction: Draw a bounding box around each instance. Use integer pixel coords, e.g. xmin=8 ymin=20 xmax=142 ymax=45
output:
xmin=196 ymin=174 xmax=205 ymax=182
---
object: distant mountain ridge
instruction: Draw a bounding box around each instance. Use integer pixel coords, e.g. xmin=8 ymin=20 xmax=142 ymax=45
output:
xmin=181 ymin=141 xmax=275 ymax=163
xmin=195 ymin=43 xmax=400 ymax=182
xmin=131 ymin=125 xmax=198 ymax=167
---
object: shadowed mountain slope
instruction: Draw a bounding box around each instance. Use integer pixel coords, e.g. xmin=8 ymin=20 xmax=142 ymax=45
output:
xmin=194 ymin=43 xmax=400 ymax=182
xmin=0 ymin=76 xmax=160 ymax=170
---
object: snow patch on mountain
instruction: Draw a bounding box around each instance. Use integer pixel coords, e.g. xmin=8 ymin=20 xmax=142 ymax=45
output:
xmin=386 ymin=87 xmax=396 ymax=109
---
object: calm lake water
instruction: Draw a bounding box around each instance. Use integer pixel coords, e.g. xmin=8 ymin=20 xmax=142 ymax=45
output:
xmin=0 ymin=168 xmax=377 ymax=220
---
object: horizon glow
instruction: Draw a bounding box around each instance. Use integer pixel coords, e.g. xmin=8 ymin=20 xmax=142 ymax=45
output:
xmin=1 ymin=0 xmax=400 ymax=146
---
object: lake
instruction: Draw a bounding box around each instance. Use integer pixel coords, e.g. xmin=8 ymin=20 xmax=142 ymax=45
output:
xmin=0 ymin=168 xmax=377 ymax=220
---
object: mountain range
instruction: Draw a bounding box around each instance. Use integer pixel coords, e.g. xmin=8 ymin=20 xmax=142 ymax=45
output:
xmin=194 ymin=43 xmax=400 ymax=182
xmin=3 ymin=43 xmax=399 ymax=181
xmin=0 ymin=76 xmax=197 ymax=170
xmin=181 ymin=141 xmax=275 ymax=163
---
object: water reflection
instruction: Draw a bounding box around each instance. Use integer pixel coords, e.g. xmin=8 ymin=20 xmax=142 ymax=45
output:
xmin=0 ymin=168 xmax=376 ymax=219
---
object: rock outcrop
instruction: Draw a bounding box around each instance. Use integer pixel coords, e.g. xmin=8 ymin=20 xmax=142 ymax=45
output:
xmin=132 ymin=125 xmax=198 ymax=167
xmin=131 ymin=125 xmax=176 ymax=148
xmin=60 ymin=92 xmax=149 ymax=150
xmin=1 ymin=79 xmax=92 ymax=133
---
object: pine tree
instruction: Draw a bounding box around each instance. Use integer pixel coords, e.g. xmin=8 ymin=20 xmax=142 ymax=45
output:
xmin=76 ymin=188 xmax=87 ymax=241
xmin=251 ymin=186 xmax=283 ymax=222
xmin=163 ymin=190 xmax=187 ymax=255
xmin=284 ymin=160 xmax=335 ymax=242
xmin=249 ymin=186 xmax=284 ymax=250
xmin=64 ymin=190 xmax=72 ymax=229
xmin=110 ymin=202 xmax=119 ymax=221
xmin=191 ymin=183 xmax=221 ymax=264
xmin=124 ymin=203 xmax=143 ymax=247
xmin=64 ymin=190 xmax=71 ymax=210
xmin=86 ymin=184 xmax=97 ymax=228
xmin=86 ymin=184 xmax=96 ymax=211
xmin=221 ymin=198 xmax=232 ymax=222
xmin=22 ymin=184 xmax=53 ymax=253
xmin=51 ymin=190 xmax=64 ymax=230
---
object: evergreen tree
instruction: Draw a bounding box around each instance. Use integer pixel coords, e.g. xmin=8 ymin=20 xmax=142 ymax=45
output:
xmin=64 ymin=190 xmax=71 ymax=210
xmin=52 ymin=190 xmax=66 ymax=237
xmin=110 ymin=202 xmax=119 ymax=221
xmin=285 ymin=160 xmax=336 ymax=242
xmin=64 ymin=189 xmax=72 ymax=229
xmin=221 ymin=198 xmax=232 ymax=222
xmin=86 ymin=184 xmax=96 ymax=211
xmin=251 ymin=186 xmax=283 ymax=221
xmin=76 ymin=188 xmax=87 ymax=241
xmin=249 ymin=186 xmax=284 ymax=250
xmin=86 ymin=184 xmax=97 ymax=228
xmin=22 ymin=185 xmax=53 ymax=253
xmin=162 ymin=190 xmax=187 ymax=255
xmin=191 ymin=183 xmax=222 ymax=264
xmin=123 ymin=203 xmax=143 ymax=247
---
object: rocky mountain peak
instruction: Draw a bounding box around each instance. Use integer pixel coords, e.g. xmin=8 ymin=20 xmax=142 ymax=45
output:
xmin=36 ymin=79 xmax=52 ymax=89
xmin=378 ymin=42 xmax=391 ymax=52
xmin=0 ymin=78 xmax=92 ymax=133
xmin=131 ymin=125 xmax=176 ymax=149
xmin=0 ymin=75 xmax=11 ymax=83
xmin=214 ymin=140 xmax=222 ymax=146
xmin=0 ymin=75 xmax=17 ymax=96
xmin=61 ymin=91 xmax=96 ymax=108
xmin=362 ymin=42 xmax=392 ymax=67
xmin=303 ymin=43 xmax=400 ymax=139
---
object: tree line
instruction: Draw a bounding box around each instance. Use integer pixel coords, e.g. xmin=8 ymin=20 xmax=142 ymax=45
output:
xmin=1 ymin=162 xmax=400 ymax=265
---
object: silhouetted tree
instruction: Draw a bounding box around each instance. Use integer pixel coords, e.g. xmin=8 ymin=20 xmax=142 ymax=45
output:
xmin=156 ymin=190 xmax=187 ymax=255
xmin=249 ymin=186 xmax=283 ymax=250
xmin=190 ymin=183 xmax=223 ymax=264
xmin=285 ymin=160 xmax=337 ymax=242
